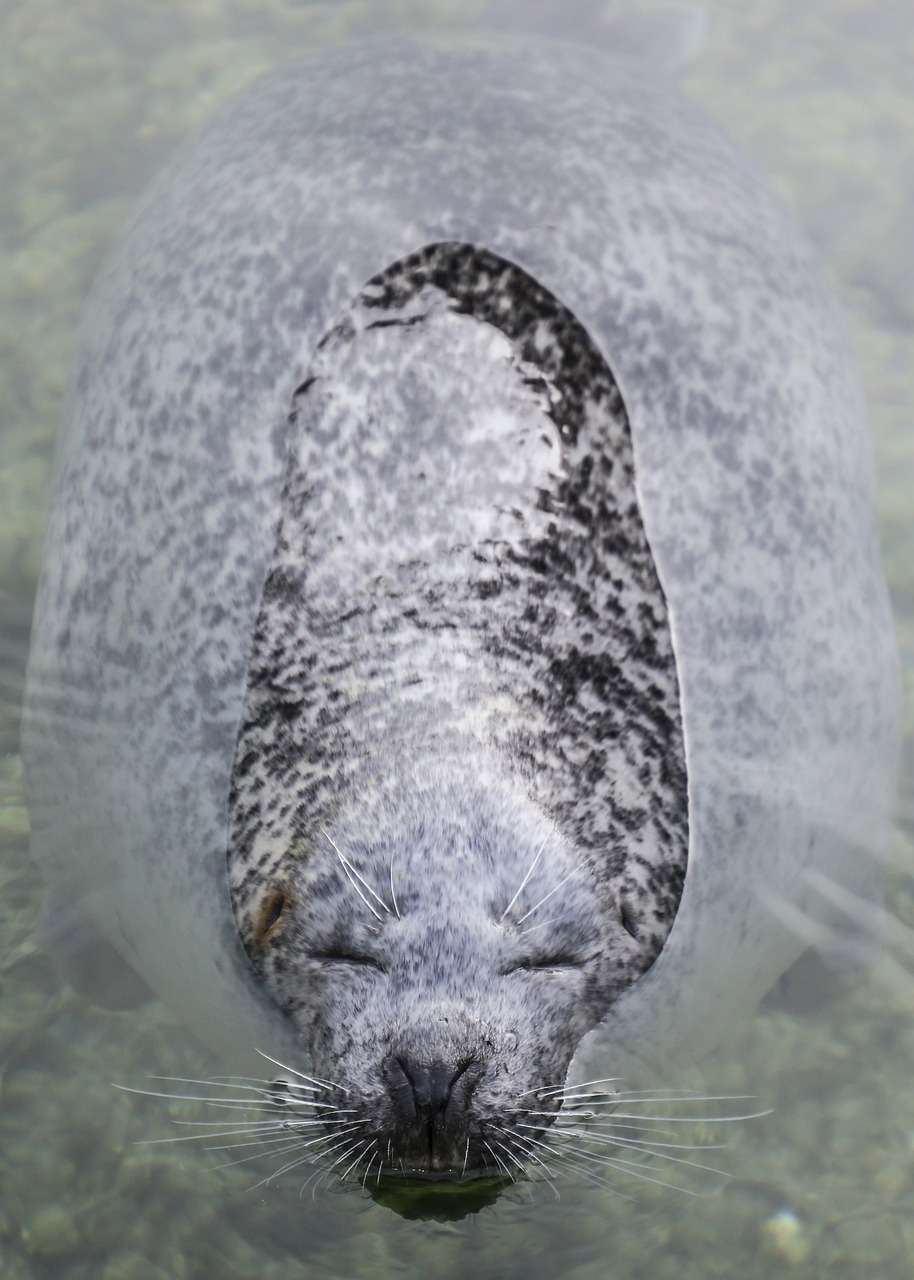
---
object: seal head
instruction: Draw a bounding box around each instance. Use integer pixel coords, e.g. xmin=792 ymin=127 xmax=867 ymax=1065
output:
xmin=253 ymin=764 xmax=646 ymax=1176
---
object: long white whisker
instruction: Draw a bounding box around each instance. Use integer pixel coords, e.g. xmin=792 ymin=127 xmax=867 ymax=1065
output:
xmin=113 ymin=1084 xmax=283 ymax=1108
xmin=553 ymin=1127 xmax=732 ymax=1174
xmin=248 ymin=1149 xmax=322 ymax=1189
xmin=518 ymin=912 xmax=572 ymax=937
xmin=137 ymin=1124 xmax=303 ymax=1147
xmin=483 ymin=1140 xmax=513 ymax=1178
xmin=339 ymin=1139 xmax=376 ymax=1184
xmin=208 ymin=1122 xmax=350 ymax=1175
xmin=203 ymin=1132 xmax=321 ymax=1157
xmin=388 ymin=857 xmax=401 ymax=920
xmin=247 ymin=1125 xmax=365 ymax=1189
xmin=320 ymin=826 xmax=390 ymax=920
xmin=499 ymin=834 xmax=549 ymax=923
xmin=542 ymin=1120 xmax=725 ymax=1151
xmin=544 ymin=1145 xmax=635 ymax=1200
xmin=517 ymin=1076 xmax=623 ymax=1098
xmin=492 ymin=1138 xmax=547 ymax=1202
xmin=361 ymin=1149 xmax=381 ymax=1188
xmin=487 ymin=1139 xmax=534 ymax=1204
xmin=323 ymin=1137 xmax=370 ymax=1180
xmin=549 ymin=1116 xmax=683 ymax=1141
xmin=549 ymin=1140 xmax=705 ymax=1197
xmin=492 ymin=1125 xmax=558 ymax=1184
xmin=515 ymin=869 xmax=579 ymax=925
xmin=137 ymin=1074 xmax=322 ymax=1099
xmin=598 ymin=1107 xmax=772 ymax=1124
xmin=254 ymin=1050 xmax=347 ymax=1094
xmin=208 ymin=1139 xmax=319 ymax=1175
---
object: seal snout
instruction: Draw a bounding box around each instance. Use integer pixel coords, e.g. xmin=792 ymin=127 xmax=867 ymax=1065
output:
xmin=384 ymin=1052 xmax=482 ymax=1173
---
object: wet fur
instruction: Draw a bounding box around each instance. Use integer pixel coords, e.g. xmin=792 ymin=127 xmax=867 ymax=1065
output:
xmin=225 ymin=244 xmax=688 ymax=1175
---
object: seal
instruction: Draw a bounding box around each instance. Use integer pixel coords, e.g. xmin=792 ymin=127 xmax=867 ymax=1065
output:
xmin=23 ymin=35 xmax=900 ymax=1193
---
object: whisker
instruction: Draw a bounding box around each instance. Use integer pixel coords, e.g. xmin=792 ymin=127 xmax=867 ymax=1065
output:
xmin=483 ymin=1140 xmax=514 ymax=1179
xmin=361 ymin=1149 xmax=380 ymax=1188
xmin=593 ymin=1107 xmax=772 ymax=1125
xmin=339 ymin=1139 xmax=376 ymax=1184
xmin=254 ymin=1050 xmax=347 ymax=1094
xmin=543 ymin=1145 xmax=635 ymax=1200
xmin=518 ymin=1076 xmax=624 ymax=1098
xmin=203 ymin=1131 xmax=327 ymax=1157
xmin=549 ymin=1116 xmax=687 ymax=1142
xmin=499 ymin=834 xmax=549 ymax=923
xmin=590 ymin=1088 xmax=746 ymax=1100
xmin=320 ymin=826 xmax=390 ymax=920
xmin=515 ymin=869 xmax=578 ymax=925
xmin=205 ymin=1124 xmax=349 ymax=1175
xmin=541 ymin=1120 xmax=725 ymax=1151
xmin=137 ymin=1074 xmax=317 ymax=1096
xmin=548 ymin=1139 xmax=705 ymax=1197
xmin=247 ymin=1126 xmax=365 ymax=1189
xmin=113 ymin=1083 xmax=285 ymax=1108
xmin=248 ymin=1148 xmax=324 ymax=1189
xmin=518 ymin=912 xmax=573 ymax=937
xmin=304 ymin=1158 xmax=338 ymax=1201
xmin=492 ymin=1126 xmax=559 ymax=1189
xmin=555 ymin=1129 xmax=732 ymax=1177
xmin=556 ymin=1088 xmax=766 ymax=1111
xmin=321 ymin=1137 xmax=372 ymax=1184
xmin=137 ymin=1123 xmax=302 ymax=1147
xmin=208 ymin=1141 xmax=318 ymax=1175
xmin=487 ymin=1139 xmax=534 ymax=1204
xmin=388 ymin=857 xmax=401 ymax=920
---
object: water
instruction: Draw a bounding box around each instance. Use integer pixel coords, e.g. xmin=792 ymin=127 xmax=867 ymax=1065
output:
xmin=1 ymin=1 xmax=912 ymax=1276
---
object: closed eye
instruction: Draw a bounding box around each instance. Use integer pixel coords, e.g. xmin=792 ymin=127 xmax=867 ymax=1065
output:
xmin=505 ymin=955 xmax=588 ymax=974
xmin=310 ymin=951 xmax=386 ymax=973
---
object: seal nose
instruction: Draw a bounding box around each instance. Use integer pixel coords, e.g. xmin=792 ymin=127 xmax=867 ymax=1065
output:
xmin=386 ymin=1055 xmax=478 ymax=1168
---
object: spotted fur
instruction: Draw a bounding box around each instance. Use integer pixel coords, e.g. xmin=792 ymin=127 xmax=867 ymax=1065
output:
xmin=224 ymin=243 xmax=687 ymax=1171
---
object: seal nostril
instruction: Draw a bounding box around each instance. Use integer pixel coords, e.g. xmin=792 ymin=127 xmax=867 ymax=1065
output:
xmin=387 ymin=1053 xmax=479 ymax=1161
xmin=396 ymin=1057 xmax=465 ymax=1113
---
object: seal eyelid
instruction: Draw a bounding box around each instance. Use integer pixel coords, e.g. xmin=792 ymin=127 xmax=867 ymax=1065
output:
xmin=311 ymin=950 xmax=386 ymax=973
xmin=509 ymin=954 xmax=589 ymax=973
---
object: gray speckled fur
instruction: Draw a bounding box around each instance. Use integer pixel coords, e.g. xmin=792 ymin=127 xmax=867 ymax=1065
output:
xmin=224 ymin=244 xmax=688 ymax=1166
xmin=229 ymin=244 xmax=686 ymax=955
xmin=25 ymin=34 xmax=900 ymax=1114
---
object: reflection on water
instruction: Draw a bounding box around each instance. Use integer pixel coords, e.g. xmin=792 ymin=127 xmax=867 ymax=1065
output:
xmin=0 ymin=1 xmax=911 ymax=1276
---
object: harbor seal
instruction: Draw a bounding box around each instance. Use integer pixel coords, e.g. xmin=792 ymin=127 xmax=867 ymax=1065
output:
xmin=23 ymin=35 xmax=900 ymax=1194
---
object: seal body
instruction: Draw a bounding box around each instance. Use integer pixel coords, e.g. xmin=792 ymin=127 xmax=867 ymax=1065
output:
xmin=24 ymin=36 xmax=900 ymax=1178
